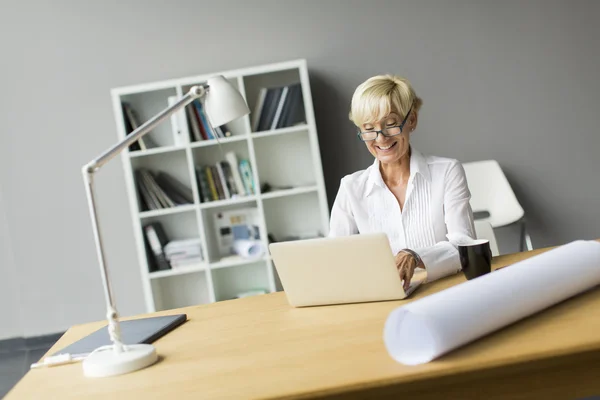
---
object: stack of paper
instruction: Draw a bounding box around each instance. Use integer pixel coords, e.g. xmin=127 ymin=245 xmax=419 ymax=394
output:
xmin=164 ymin=239 xmax=203 ymax=269
xmin=384 ymin=240 xmax=600 ymax=365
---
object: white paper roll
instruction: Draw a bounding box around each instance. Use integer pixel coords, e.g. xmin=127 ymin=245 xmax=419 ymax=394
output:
xmin=384 ymin=240 xmax=600 ymax=365
xmin=233 ymin=239 xmax=265 ymax=258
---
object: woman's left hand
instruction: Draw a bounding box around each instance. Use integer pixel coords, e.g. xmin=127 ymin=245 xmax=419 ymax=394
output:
xmin=395 ymin=251 xmax=421 ymax=291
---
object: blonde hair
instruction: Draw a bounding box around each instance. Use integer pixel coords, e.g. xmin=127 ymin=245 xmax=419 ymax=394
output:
xmin=349 ymin=74 xmax=423 ymax=127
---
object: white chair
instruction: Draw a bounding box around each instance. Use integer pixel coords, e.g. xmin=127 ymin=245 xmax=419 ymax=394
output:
xmin=463 ymin=160 xmax=533 ymax=252
xmin=474 ymin=220 xmax=500 ymax=256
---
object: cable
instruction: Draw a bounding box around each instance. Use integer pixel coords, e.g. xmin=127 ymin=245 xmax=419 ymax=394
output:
xmin=29 ymin=345 xmax=120 ymax=369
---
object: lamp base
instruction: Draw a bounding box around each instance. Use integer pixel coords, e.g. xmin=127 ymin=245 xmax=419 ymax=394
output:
xmin=82 ymin=344 xmax=158 ymax=378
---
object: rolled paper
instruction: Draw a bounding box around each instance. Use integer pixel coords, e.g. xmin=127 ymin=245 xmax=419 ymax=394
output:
xmin=384 ymin=240 xmax=600 ymax=365
xmin=233 ymin=239 xmax=265 ymax=259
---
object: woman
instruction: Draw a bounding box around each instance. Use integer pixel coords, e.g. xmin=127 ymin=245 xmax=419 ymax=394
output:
xmin=329 ymin=74 xmax=476 ymax=290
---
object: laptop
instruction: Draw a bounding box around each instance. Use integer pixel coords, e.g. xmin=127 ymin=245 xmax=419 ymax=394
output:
xmin=269 ymin=233 xmax=424 ymax=307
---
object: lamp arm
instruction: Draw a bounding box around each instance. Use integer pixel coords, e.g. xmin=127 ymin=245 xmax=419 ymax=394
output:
xmin=80 ymin=84 xmax=206 ymax=354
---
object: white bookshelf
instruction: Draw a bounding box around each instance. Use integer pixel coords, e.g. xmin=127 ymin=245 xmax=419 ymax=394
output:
xmin=111 ymin=59 xmax=330 ymax=312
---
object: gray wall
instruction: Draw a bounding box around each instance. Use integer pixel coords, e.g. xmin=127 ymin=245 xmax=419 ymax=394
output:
xmin=0 ymin=186 xmax=23 ymax=340
xmin=1 ymin=0 xmax=598 ymax=337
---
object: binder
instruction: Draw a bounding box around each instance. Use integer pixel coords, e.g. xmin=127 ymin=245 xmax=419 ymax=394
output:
xmin=144 ymin=222 xmax=170 ymax=271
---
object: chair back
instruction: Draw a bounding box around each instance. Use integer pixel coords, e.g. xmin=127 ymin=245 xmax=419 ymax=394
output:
xmin=462 ymin=160 xmax=524 ymax=228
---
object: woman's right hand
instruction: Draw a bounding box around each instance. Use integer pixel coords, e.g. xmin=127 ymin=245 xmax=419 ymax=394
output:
xmin=395 ymin=251 xmax=421 ymax=291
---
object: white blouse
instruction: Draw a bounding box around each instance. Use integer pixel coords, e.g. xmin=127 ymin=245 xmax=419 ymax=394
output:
xmin=328 ymin=148 xmax=476 ymax=282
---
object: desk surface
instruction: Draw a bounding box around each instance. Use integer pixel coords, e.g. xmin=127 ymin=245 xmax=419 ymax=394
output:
xmin=8 ymin=244 xmax=600 ymax=399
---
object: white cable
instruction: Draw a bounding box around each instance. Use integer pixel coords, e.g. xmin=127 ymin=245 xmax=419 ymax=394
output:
xmin=29 ymin=345 xmax=123 ymax=369
xmin=30 ymin=352 xmax=88 ymax=369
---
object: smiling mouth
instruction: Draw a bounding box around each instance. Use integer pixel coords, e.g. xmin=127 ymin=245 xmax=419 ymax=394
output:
xmin=376 ymin=142 xmax=397 ymax=151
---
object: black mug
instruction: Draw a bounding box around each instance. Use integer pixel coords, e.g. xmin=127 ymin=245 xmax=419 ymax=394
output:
xmin=458 ymin=240 xmax=492 ymax=280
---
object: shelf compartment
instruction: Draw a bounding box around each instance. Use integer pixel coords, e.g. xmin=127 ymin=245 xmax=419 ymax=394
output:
xmin=191 ymin=140 xmax=256 ymax=204
xmin=182 ymin=77 xmax=248 ymax=138
xmin=242 ymin=69 xmax=305 ymax=133
xmin=190 ymin=140 xmax=251 ymax=172
xmin=211 ymin=261 xmax=271 ymax=302
xmin=140 ymin=211 xmax=204 ymax=277
xmin=131 ymin=150 xmax=195 ymax=213
xmin=120 ymin=87 xmax=179 ymax=149
xmin=263 ymin=191 xmax=325 ymax=243
xmin=140 ymin=210 xmax=201 ymax=244
xmin=253 ymin=129 xmax=316 ymax=190
xmin=201 ymin=204 xmax=261 ymax=263
xmin=150 ymin=271 xmax=211 ymax=311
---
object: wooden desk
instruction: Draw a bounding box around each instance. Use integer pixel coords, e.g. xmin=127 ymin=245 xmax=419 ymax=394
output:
xmin=7 ymin=245 xmax=600 ymax=399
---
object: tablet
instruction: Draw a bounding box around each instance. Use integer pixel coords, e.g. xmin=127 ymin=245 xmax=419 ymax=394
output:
xmin=52 ymin=314 xmax=187 ymax=356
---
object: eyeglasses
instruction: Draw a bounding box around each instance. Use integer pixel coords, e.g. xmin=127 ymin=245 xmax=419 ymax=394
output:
xmin=357 ymin=105 xmax=413 ymax=142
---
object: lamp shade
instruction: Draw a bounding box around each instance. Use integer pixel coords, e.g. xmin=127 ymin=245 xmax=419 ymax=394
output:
xmin=204 ymin=75 xmax=250 ymax=127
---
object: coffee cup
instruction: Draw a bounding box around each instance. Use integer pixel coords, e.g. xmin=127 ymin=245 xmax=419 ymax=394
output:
xmin=458 ymin=239 xmax=492 ymax=280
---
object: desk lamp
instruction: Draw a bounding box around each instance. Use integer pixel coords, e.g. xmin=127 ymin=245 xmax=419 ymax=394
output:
xmin=81 ymin=76 xmax=250 ymax=377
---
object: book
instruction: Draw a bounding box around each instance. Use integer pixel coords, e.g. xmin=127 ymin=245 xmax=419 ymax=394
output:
xmin=239 ymin=159 xmax=255 ymax=195
xmin=277 ymin=83 xmax=301 ymax=129
xmin=220 ymin=161 xmax=238 ymax=197
xmin=211 ymin=165 xmax=226 ymax=200
xmin=154 ymin=172 xmax=193 ymax=204
xmin=135 ymin=170 xmax=156 ymax=211
xmin=260 ymin=87 xmax=284 ymax=131
xmin=283 ymin=84 xmax=306 ymax=127
xmin=192 ymin=100 xmax=215 ymax=139
xmin=135 ymin=170 xmax=194 ymax=210
xmin=270 ymin=85 xmax=289 ymax=130
xmin=224 ymin=151 xmax=246 ymax=195
xmin=185 ymin=105 xmax=202 ymax=142
xmin=195 ymin=166 xmax=212 ymax=203
xmin=122 ymin=103 xmax=144 ymax=151
xmin=137 ymin=170 xmax=166 ymax=209
xmin=122 ymin=104 xmax=139 ymax=151
xmin=251 ymin=88 xmax=268 ymax=132
xmin=122 ymin=102 xmax=159 ymax=150
xmin=215 ymin=162 xmax=231 ymax=199
xmin=256 ymin=88 xmax=277 ymax=132
xmin=140 ymin=170 xmax=175 ymax=208
xmin=204 ymin=165 xmax=219 ymax=201
xmin=123 ymin=102 xmax=145 ymax=150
